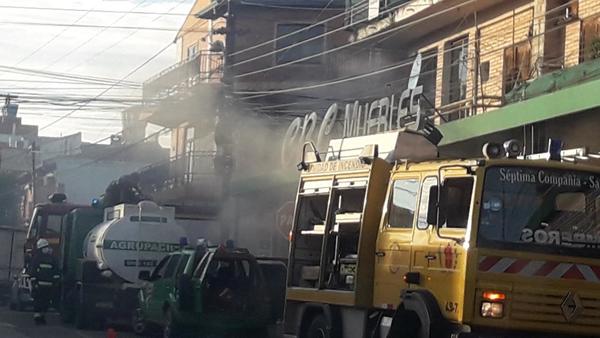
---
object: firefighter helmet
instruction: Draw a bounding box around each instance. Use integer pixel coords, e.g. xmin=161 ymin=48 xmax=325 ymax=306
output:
xmin=36 ymin=238 xmax=49 ymax=249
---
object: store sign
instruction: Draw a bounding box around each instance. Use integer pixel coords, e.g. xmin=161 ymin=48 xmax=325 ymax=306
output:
xmin=281 ymin=54 xmax=429 ymax=165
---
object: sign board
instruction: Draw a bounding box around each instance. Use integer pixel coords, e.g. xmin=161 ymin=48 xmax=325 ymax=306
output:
xmin=281 ymin=53 xmax=431 ymax=166
xmin=368 ymin=0 xmax=380 ymax=20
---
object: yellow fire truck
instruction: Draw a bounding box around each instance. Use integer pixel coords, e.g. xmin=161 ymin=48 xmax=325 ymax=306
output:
xmin=284 ymin=129 xmax=600 ymax=338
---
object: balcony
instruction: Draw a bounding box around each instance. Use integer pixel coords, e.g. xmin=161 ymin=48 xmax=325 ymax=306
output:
xmin=142 ymin=51 xmax=224 ymax=102
xmin=138 ymin=151 xmax=223 ymax=219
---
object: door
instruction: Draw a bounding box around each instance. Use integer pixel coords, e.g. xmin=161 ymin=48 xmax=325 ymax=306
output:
xmin=412 ymin=176 xmax=474 ymax=322
xmin=373 ymin=177 xmax=420 ymax=309
xmin=147 ymin=254 xmax=181 ymax=322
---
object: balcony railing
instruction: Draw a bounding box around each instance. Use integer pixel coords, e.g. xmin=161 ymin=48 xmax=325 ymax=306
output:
xmin=142 ymin=51 xmax=224 ymax=101
xmin=345 ymin=0 xmax=410 ymax=25
xmin=138 ymin=150 xmax=218 ymax=196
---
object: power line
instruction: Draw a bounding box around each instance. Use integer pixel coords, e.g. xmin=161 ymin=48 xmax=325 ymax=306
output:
xmin=0 ymin=4 xmax=190 ymax=17
xmin=8 ymin=5 xmax=97 ymax=68
xmin=232 ymin=0 xmax=479 ymax=79
xmin=66 ymin=0 xmax=193 ymax=73
xmin=38 ymin=41 xmax=173 ymax=132
xmin=228 ymin=0 xmax=367 ymax=58
xmin=0 ymin=21 xmax=210 ymax=33
xmin=43 ymin=0 xmax=152 ymax=71
xmin=237 ymin=4 xmax=577 ymax=107
xmin=0 ymin=65 xmax=141 ymax=87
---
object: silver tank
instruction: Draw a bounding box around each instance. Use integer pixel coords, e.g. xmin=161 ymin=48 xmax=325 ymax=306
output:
xmin=84 ymin=201 xmax=187 ymax=283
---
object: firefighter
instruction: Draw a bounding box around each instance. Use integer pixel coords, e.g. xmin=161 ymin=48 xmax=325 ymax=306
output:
xmin=27 ymin=238 xmax=60 ymax=325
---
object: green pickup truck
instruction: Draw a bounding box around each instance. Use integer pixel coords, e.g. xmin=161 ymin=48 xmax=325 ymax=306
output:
xmin=134 ymin=245 xmax=286 ymax=338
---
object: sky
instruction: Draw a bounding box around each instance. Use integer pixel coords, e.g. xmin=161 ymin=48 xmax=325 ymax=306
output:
xmin=0 ymin=0 xmax=195 ymax=143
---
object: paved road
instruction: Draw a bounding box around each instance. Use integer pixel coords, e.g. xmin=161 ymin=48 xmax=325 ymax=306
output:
xmin=0 ymin=306 xmax=139 ymax=338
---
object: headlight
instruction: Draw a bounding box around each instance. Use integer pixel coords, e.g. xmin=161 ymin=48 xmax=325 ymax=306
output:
xmin=100 ymin=270 xmax=113 ymax=278
xmin=481 ymin=291 xmax=505 ymax=318
xmin=481 ymin=302 xmax=504 ymax=318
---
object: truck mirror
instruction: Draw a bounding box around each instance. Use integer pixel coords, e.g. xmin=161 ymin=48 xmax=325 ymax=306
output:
xmin=138 ymin=270 xmax=151 ymax=281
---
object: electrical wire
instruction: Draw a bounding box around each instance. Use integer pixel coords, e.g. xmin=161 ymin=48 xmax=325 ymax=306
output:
xmin=228 ymin=0 xmax=368 ymax=58
xmin=43 ymin=0 xmax=152 ymax=71
xmin=8 ymin=5 xmax=97 ymax=68
xmin=66 ymin=0 xmax=196 ymax=73
xmin=0 ymin=21 xmax=210 ymax=33
xmin=236 ymin=1 xmax=577 ymax=102
xmin=0 ymin=4 xmax=190 ymax=17
xmin=232 ymin=0 xmax=479 ymax=79
xmin=0 ymin=65 xmax=141 ymax=87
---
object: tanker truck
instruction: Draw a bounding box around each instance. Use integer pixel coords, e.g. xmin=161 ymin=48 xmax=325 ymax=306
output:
xmin=58 ymin=201 xmax=187 ymax=329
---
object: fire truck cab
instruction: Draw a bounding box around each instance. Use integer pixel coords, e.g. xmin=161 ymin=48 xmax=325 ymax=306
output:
xmin=284 ymin=130 xmax=600 ymax=338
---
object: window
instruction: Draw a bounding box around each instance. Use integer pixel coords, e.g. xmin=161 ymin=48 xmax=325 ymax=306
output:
xmin=444 ymin=177 xmax=474 ymax=229
xmin=151 ymin=256 xmax=171 ymax=280
xmin=187 ymin=44 xmax=198 ymax=60
xmin=420 ymin=49 xmax=438 ymax=115
xmin=417 ymin=177 xmax=438 ymax=229
xmin=45 ymin=214 xmax=63 ymax=239
xmin=388 ymin=179 xmax=419 ymax=228
xmin=503 ymin=40 xmax=531 ymax=94
xmin=582 ymin=15 xmax=600 ymax=62
xmin=164 ymin=254 xmax=181 ymax=278
xmin=275 ymin=23 xmax=325 ymax=64
xmin=479 ymin=167 xmax=600 ymax=258
xmin=444 ymin=36 xmax=469 ymax=104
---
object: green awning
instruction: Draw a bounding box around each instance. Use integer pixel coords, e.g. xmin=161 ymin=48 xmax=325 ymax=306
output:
xmin=438 ymin=77 xmax=600 ymax=145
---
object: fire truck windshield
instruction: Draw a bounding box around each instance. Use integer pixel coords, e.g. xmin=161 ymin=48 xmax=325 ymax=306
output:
xmin=478 ymin=166 xmax=600 ymax=257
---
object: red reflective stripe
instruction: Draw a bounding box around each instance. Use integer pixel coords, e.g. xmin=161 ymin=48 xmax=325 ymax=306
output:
xmin=534 ymin=261 xmax=560 ymax=277
xmin=562 ymin=265 xmax=585 ymax=280
xmin=590 ymin=266 xmax=600 ymax=280
xmin=504 ymin=259 xmax=530 ymax=274
xmin=479 ymin=256 xmax=501 ymax=271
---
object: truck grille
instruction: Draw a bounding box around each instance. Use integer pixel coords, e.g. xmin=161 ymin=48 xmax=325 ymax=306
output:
xmin=511 ymin=288 xmax=600 ymax=327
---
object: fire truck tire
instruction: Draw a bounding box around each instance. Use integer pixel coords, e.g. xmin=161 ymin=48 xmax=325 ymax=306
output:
xmin=390 ymin=291 xmax=448 ymax=338
xmin=305 ymin=314 xmax=333 ymax=338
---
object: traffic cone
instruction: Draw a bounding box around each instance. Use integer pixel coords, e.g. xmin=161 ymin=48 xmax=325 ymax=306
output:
xmin=107 ymin=328 xmax=117 ymax=338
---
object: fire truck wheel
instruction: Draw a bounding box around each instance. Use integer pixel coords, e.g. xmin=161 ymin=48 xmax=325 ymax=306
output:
xmin=131 ymin=308 xmax=147 ymax=336
xmin=305 ymin=314 xmax=332 ymax=338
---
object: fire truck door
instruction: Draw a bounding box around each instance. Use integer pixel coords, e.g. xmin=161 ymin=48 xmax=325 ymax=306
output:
xmin=373 ymin=177 xmax=420 ymax=309
xmin=412 ymin=176 xmax=473 ymax=322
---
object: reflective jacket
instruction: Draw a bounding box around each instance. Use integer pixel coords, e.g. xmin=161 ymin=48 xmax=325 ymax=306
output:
xmin=27 ymin=251 xmax=60 ymax=287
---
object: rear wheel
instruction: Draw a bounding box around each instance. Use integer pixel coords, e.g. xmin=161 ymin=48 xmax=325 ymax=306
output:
xmin=387 ymin=307 xmax=421 ymax=338
xmin=131 ymin=308 xmax=147 ymax=336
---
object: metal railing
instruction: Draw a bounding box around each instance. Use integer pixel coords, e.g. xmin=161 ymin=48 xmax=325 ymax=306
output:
xmin=142 ymin=51 xmax=224 ymax=101
xmin=138 ymin=151 xmax=218 ymax=194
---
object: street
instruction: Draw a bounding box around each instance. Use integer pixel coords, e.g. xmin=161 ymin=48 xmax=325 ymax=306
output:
xmin=0 ymin=306 xmax=137 ymax=338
